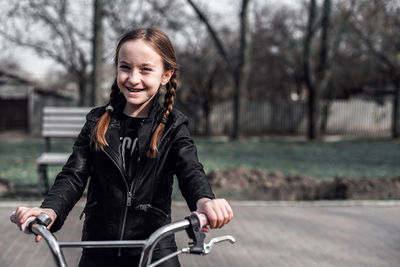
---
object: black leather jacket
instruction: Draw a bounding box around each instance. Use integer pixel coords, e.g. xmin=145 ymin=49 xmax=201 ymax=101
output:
xmin=40 ymin=97 xmax=215 ymax=256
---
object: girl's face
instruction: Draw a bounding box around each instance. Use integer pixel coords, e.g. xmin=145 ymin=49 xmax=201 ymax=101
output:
xmin=117 ymin=39 xmax=173 ymax=117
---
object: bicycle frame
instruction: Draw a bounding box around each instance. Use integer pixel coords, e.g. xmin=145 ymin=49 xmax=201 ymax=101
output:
xmin=27 ymin=212 xmax=235 ymax=267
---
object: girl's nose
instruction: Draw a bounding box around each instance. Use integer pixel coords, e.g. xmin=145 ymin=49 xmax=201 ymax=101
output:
xmin=128 ymin=69 xmax=140 ymax=84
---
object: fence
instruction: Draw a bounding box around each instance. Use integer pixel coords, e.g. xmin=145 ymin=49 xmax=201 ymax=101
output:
xmin=187 ymin=96 xmax=392 ymax=136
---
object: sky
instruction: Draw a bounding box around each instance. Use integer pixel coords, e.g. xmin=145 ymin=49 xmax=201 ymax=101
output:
xmin=3 ymin=47 xmax=58 ymax=80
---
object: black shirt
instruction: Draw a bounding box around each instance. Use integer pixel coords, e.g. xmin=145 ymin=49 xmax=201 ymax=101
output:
xmin=119 ymin=113 xmax=142 ymax=183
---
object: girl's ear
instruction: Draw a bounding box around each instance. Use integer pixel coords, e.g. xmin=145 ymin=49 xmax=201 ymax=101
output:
xmin=161 ymin=70 xmax=174 ymax=85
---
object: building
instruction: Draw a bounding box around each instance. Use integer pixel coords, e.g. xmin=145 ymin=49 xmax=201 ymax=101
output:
xmin=0 ymin=69 xmax=77 ymax=135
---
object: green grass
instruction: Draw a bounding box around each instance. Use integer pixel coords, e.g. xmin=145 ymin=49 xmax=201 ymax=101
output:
xmin=1 ymin=136 xmax=399 ymax=199
xmin=194 ymin=137 xmax=399 ymax=179
xmin=0 ymin=139 xmax=73 ymax=186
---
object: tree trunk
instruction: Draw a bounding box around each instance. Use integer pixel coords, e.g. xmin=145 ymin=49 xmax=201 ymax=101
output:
xmin=308 ymin=84 xmax=320 ymax=139
xmin=78 ymin=73 xmax=88 ymax=106
xmin=392 ymin=78 xmax=400 ymax=138
xmin=304 ymin=0 xmax=331 ymax=140
xmin=304 ymin=0 xmax=317 ymax=139
xmin=204 ymin=101 xmax=211 ymax=136
xmin=204 ymin=64 xmax=219 ymax=136
xmin=91 ymin=0 xmax=104 ymax=106
xmin=232 ymin=0 xmax=251 ymax=139
xmin=315 ymin=0 xmax=331 ymax=137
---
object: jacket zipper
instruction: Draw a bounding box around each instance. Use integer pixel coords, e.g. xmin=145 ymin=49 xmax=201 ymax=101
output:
xmin=117 ymin=182 xmax=134 ymax=256
xmin=103 ymin=149 xmax=135 ymax=256
xmin=117 ymin=120 xmax=146 ymax=256
xmin=103 ymin=117 xmax=171 ymax=256
xmin=117 ymin=155 xmax=142 ymax=256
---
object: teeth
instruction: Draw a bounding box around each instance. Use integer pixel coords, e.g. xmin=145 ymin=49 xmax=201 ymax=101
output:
xmin=127 ymin=87 xmax=144 ymax=92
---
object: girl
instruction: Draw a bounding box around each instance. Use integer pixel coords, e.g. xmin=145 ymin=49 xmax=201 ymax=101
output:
xmin=13 ymin=28 xmax=233 ymax=267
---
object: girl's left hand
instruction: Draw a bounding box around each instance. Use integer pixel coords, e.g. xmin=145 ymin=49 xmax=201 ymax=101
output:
xmin=196 ymin=198 xmax=233 ymax=232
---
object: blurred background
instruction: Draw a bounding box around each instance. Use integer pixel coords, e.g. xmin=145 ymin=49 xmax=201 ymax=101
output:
xmin=1 ymin=1 xmax=400 ymax=266
xmin=0 ymin=0 xmax=399 ymax=200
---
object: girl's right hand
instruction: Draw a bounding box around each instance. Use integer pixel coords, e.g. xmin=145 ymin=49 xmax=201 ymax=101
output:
xmin=12 ymin=206 xmax=57 ymax=243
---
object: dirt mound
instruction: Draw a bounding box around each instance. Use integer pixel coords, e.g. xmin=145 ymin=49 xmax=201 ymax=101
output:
xmin=208 ymin=167 xmax=400 ymax=200
xmin=0 ymin=177 xmax=15 ymax=194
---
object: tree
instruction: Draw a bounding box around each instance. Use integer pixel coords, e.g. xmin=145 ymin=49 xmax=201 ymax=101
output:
xmin=250 ymin=5 xmax=304 ymax=101
xmin=91 ymin=0 xmax=103 ymax=106
xmin=0 ymin=0 xmax=92 ymax=105
xmin=0 ymin=0 xmax=186 ymax=106
xmin=178 ymin=41 xmax=229 ymax=135
xmin=303 ymin=0 xmax=332 ymax=139
xmin=349 ymin=0 xmax=400 ymax=138
xmin=186 ymin=0 xmax=252 ymax=139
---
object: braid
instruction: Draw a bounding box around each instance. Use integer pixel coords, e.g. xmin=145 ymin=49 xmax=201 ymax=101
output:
xmin=147 ymin=72 xmax=177 ymax=158
xmin=163 ymin=73 xmax=177 ymax=117
xmin=92 ymin=80 xmax=120 ymax=150
xmin=109 ymin=80 xmax=121 ymax=107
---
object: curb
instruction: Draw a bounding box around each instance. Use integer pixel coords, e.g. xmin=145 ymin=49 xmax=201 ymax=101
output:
xmin=173 ymin=200 xmax=400 ymax=207
xmin=2 ymin=200 xmax=399 ymax=208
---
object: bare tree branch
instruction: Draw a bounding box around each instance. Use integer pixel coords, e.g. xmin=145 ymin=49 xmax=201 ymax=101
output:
xmin=186 ymin=0 xmax=233 ymax=71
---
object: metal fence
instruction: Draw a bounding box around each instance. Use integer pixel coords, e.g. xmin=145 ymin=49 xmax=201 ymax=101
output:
xmin=187 ymin=96 xmax=392 ymax=136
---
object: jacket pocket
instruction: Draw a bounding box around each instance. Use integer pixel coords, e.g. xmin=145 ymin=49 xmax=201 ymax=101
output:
xmin=81 ymin=201 xmax=99 ymax=241
xmin=132 ymin=204 xmax=170 ymax=238
xmin=136 ymin=204 xmax=169 ymax=219
xmin=79 ymin=201 xmax=99 ymax=220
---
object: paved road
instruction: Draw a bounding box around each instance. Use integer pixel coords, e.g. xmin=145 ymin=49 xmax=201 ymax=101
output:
xmin=1 ymin=200 xmax=399 ymax=267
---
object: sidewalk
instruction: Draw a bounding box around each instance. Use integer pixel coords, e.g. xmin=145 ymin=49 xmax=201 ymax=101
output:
xmin=1 ymin=200 xmax=399 ymax=267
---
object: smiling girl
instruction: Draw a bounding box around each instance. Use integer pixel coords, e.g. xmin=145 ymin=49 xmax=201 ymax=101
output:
xmin=12 ymin=28 xmax=233 ymax=267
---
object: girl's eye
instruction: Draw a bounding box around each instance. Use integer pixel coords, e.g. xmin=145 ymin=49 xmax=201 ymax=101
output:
xmin=142 ymin=67 xmax=152 ymax=72
xmin=119 ymin=65 xmax=130 ymax=69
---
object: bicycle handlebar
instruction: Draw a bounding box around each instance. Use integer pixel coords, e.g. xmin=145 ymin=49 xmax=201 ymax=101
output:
xmin=10 ymin=211 xmax=68 ymax=267
xmin=10 ymin=211 xmax=235 ymax=267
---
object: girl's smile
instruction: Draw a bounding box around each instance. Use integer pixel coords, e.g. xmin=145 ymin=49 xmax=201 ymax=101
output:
xmin=125 ymin=87 xmax=145 ymax=92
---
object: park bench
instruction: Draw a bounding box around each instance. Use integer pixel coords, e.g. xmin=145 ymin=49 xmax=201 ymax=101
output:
xmin=36 ymin=106 xmax=92 ymax=195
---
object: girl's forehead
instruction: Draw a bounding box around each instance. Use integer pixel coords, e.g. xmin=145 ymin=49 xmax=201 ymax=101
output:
xmin=118 ymin=39 xmax=163 ymax=65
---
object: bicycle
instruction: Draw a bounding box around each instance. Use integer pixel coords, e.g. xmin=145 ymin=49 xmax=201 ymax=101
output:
xmin=10 ymin=211 xmax=235 ymax=267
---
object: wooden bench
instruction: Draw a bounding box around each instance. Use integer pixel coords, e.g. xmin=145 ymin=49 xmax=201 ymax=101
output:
xmin=37 ymin=106 xmax=92 ymax=195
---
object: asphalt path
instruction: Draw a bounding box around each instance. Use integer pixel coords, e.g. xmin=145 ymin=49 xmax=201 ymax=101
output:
xmin=1 ymin=200 xmax=399 ymax=267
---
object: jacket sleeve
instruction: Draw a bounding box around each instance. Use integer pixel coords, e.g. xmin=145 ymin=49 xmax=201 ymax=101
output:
xmin=171 ymin=123 xmax=215 ymax=211
xmin=40 ymin=112 xmax=95 ymax=232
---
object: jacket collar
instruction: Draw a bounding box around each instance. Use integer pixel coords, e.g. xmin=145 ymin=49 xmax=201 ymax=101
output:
xmin=103 ymin=93 xmax=164 ymax=169
xmin=111 ymin=93 xmax=163 ymax=123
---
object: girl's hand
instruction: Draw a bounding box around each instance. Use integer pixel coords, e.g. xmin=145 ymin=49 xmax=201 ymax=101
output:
xmin=13 ymin=206 xmax=57 ymax=243
xmin=196 ymin=198 xmax=233 ymax=232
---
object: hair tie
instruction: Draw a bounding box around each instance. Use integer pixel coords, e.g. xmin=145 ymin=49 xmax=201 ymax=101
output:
xmin=106 ymin=105 xmax=114 ymax=113
xmin=160 ymin=117 xmax=167 ymax=124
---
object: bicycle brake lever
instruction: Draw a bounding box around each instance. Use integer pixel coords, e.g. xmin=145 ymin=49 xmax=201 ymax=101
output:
xmin=203 ymin=235 xmax=236 ymax=255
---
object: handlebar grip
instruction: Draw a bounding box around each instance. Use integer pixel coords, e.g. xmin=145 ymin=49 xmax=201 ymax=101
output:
xmin=10 ymin=212 xmax=52 ymax=235
xmin=192 ymin=212 xmax=209 ymax=229
xmin=10 ymin=211 xmax=36 ymax=234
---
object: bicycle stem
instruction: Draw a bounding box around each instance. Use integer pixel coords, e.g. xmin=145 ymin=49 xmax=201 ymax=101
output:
xmin=139 ymin=218 xmax=190 ymax=267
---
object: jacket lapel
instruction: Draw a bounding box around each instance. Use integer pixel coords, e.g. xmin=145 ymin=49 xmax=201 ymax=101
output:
xmin=138 ymin=94 xmax=163 ymax=156
xmin=104 ymin=116 xmax=124 ymax=174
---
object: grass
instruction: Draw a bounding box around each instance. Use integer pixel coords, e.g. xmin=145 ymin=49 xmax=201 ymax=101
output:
xmin=1 ymin=136 xmax=399 ymax=199
xmin=0 ymin=138 xmax=73 ymax=186
xmin=194 ymin=136 xmax=399 ymax=179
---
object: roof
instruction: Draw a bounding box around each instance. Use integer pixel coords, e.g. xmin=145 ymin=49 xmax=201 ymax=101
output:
xmin=0 ymin=69 xmax=73 ymax=100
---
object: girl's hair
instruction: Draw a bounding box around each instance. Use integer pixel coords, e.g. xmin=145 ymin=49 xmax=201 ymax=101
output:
xmin=91 ymin=28 xmax=178 ymax=158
